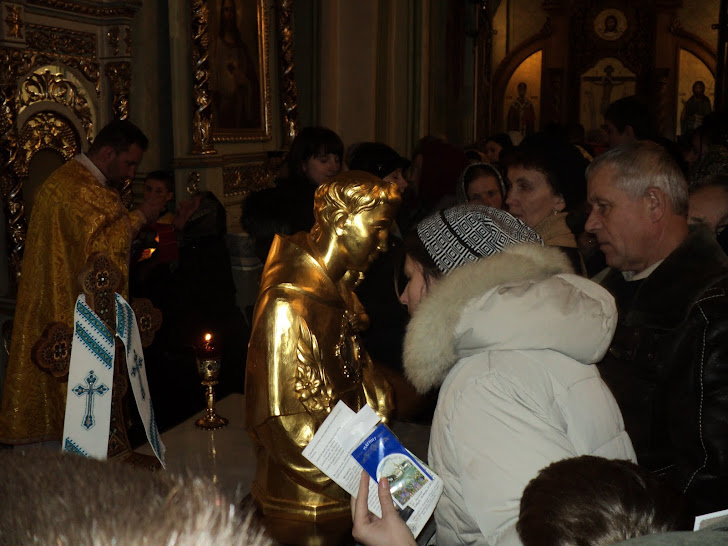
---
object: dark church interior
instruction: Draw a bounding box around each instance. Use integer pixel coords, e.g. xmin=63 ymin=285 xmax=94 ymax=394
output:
xmin=1 ymin=1 xmax=728 ymax=545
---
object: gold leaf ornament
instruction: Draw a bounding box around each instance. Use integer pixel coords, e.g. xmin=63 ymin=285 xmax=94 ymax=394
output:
xmin=294 ymin=318 xmax=332 ymax=414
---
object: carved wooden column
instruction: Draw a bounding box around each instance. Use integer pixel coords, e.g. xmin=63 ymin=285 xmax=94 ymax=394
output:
xmin=105 ymin=62 xmax=131 ymax=120
xmin=276 ymin=0 xmax=299 ymax=146
xmin=0 ymin=51 xmax=30 ymax=285
xmin=190 ymin=0 xmax=216 ymax=155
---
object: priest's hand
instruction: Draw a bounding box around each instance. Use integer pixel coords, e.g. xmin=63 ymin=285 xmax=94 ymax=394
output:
xmin=351 ymin=470 xmax=417 ymax=546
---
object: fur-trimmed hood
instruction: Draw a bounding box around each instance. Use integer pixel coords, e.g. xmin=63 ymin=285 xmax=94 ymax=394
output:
xmin=403 ymin=244 xmax=617 ymax=393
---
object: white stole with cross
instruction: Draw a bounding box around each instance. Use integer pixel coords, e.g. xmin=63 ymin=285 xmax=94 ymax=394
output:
xmin=61 ymin=293 xmax=165 ymax=466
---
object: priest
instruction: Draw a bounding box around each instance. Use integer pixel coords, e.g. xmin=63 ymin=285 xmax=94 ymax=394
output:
xmin=0 ymin=119 xmax=163 ymax=445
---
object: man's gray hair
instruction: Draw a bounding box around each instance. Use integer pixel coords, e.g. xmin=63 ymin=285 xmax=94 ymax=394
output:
xmin=586 ymin=141 xmax=689 ymax=216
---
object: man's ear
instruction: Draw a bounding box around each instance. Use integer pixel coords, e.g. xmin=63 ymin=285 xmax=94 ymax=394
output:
xmin=644 ymin=187 xmax=667 ymax=221
xmin=624 ymin=125 xmax=636 ymax=140
xmin=96 ymin=145 xmax=115 ymax=166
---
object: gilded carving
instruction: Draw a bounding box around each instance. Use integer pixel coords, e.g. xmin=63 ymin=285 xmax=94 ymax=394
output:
xmin=222 ymin=163 xmax=277 ymax=197
xmin=104 ymin=62 xmax=131 ymax=120
xmin=294 ymin=318 xmax=333 ymax=416
xmin=0 ymin=55 xmax=25 ymax=283
xmin=15 ymin=112 xmax=80 ymax=179
xmin=25 ymin=0 xmax=138 ymax=18
xmin=4 ymin=5 xmax=23 ymax=39
xmin=190 ymin=0 xmax=216 ymax=155
xmin=0 ymin=48 xmax=101 ymax=96
xmin=276 ymin=0 xmax=299 ymax=145
xmin=186 ymin=171 xmax=201 ymax=195
xmin=107 ymin=27 xmax=120 ymax=56
xmin=0 ymin=48 xmax=34 ymax=86
xmin=20 ymin=69 xmax=94 ymax=140
xmin=25 ymin=23 xmax=96 ymax=59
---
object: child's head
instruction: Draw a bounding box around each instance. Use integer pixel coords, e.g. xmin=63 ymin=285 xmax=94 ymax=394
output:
xmin=144 ymin=170 xmax=174 ymax=206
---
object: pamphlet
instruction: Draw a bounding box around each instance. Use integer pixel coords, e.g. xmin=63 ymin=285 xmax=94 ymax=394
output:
xmin=694 ymin=507 xmax=728 ymax=531
xmin=302 ymin=400 xmax=443 ymax=538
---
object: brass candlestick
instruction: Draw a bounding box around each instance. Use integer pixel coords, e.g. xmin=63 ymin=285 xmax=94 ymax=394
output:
xmin=195 ymin=333 xmax=228 ymax=430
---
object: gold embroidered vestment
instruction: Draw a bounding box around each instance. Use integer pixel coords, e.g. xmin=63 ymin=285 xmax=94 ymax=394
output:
xmin=0 ymin=159 xmax=133 ymax=444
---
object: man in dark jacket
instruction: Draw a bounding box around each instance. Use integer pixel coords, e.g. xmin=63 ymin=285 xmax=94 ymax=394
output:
xmin=585 ymin=140 xmax=728 ymax=516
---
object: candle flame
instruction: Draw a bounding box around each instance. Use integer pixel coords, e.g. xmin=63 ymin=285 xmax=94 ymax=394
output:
xmin=204 ymin=333 xmax=212 ymax=342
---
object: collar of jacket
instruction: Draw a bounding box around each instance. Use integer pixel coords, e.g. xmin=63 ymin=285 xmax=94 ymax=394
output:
xmin=602 ymin=226 xmax=728 ymax=329
xmin=403 ymin=244 xmax=573 ymax=393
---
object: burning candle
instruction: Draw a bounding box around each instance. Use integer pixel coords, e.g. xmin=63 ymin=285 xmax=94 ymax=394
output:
xmin=198 ymin=332 xmax=220 ymax=358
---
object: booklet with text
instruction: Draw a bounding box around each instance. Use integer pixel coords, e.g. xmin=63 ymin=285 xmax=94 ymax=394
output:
xmin=302 ymin=400 xmax=443 ymax=538
xmin=694 ymin=507 xmax=728 ymax=531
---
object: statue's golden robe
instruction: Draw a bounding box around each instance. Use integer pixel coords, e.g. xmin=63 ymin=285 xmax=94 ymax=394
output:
xmin=0 ymin=159 xmax=136 ymax=444
xmin=245 ymin=232 xmax=392 ymax=524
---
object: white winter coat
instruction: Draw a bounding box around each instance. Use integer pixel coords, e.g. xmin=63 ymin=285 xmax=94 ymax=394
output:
xmin=404 ymin=245 xmax=636 ymax=546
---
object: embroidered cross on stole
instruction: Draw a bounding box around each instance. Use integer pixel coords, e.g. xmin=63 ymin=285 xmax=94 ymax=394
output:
xmin=62 ymin=293 xmax=165 ymax=465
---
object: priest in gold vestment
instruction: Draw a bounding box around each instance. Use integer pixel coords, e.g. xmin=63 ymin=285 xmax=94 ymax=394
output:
xmin=0 ymin=120 xmax=161 ymax=445
xmin=245 ymin=171 xmax=400 ymax=544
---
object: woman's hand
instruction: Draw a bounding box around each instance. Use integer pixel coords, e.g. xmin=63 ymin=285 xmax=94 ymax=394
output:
xmin=351 ymin=470 xmax=417 ymax=546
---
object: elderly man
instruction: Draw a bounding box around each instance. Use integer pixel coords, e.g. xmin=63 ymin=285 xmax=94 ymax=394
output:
xmin=0 ymin=119 xmax=162 ymax=446
xmin=585 ymin=140 xmax=728 ymax=515
xmin=245 ymin=170 xmax=400 ymax=544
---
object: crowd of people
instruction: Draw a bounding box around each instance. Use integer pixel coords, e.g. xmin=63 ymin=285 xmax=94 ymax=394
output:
xmin=240 ymin=94 xmax=728 ymax=544
xmin=2 ymin=91 xmax=728 ymax=545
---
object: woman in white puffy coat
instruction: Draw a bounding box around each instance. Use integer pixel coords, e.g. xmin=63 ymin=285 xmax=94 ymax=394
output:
xmin=352 ymin=205 xmax=635 ymax=546
xmin=399 ymin=205 xmax=635 ymax=545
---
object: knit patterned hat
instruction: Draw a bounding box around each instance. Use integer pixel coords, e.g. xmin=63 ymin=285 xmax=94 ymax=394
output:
xmin=417 ymin=204 xmax=543 ymax=274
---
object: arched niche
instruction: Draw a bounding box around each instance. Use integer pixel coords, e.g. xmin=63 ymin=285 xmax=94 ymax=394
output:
xmin=17 ymin=64 xmax=98 ymax=146
xmin=503 ymin=50 xmax=542 ymax=140
xmin=492 ymin=28 xmax=549 ymax=135
xmin=676 ymin=49 xmax=715 ymax=137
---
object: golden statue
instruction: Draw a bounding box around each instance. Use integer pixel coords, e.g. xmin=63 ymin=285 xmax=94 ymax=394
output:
xmin=245 ymin=171 xmax=400 ymax=544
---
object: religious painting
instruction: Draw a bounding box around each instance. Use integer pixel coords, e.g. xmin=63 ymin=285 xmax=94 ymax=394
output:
xmin=593 ymin=9 xmax=627 ymax=41
xmin=676 ymin=49 xmax=715 ymax=137
xmin=208 ymin=0 xmax=271 ymax=142
xmin=503 ymin=50 xmax=542 ymax=141
xmin=580 ymin=58 xmax=636 ymax=134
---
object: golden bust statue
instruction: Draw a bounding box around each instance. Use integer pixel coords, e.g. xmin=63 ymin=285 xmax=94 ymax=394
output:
xmin=245 ymin=171 xmax=400 ymax=544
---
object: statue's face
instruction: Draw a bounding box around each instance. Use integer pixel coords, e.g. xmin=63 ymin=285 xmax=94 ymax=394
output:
xmin=339 ymin=203 xmax=396 ymax=272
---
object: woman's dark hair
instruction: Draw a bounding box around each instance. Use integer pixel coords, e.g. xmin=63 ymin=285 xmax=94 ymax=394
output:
xmin=463 ymin=164 xmax=505 ymax=200
xmin=395 ymin=229 xmax=443 ymax=296
xmin=286 ymin=127 xmax=344 ymax=181
xmin=502 ymin=132 xmax=588 ymax=210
